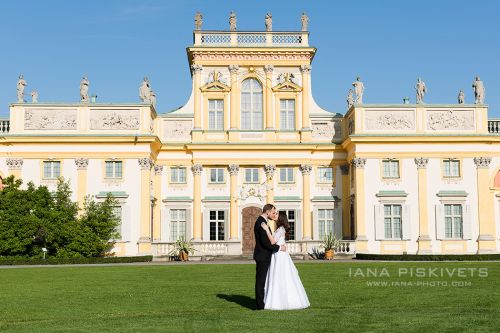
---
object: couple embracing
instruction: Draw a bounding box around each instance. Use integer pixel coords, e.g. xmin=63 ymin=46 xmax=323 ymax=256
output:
xmin=253 ymin=204 xmax=310 ymax=310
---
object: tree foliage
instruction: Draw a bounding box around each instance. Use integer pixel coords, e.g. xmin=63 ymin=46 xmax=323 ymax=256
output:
xmin=0 ymin=176 xmax=119 ymax=258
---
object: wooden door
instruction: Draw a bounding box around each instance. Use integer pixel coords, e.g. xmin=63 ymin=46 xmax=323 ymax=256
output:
xmin=242 ymin=206 xmax=261 ymax=255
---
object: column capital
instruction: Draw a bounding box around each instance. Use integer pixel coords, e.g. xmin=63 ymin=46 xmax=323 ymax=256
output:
xmin=190 ymin=64 xmax=203 ymax=74
xmin=414 ymin=157 xmax=429 ymax=169
xmin=74 ymin=158 xmax=89 ymax=170
xmin=228 ymin=164 xmax=239 ymax=175
xmin=138 ymin=158 xmax=153 ymax=170
xmin=300 ymin=64 xmax=311 ymax=73
xmin=264 ymin=65 xmax=274 ymax=74
xmin=351 ymin=158 xmax=366 ymax=169
xmin=228 ymin=64 xmax=239 ymax=74
xmin=6 ymin=158 xmax=23 ymax=170
xmin=340 ymin=164 xmax=350 ymax=175
xmin=154 ymin=164 xmax=163 ymax=175
xmin=473 ymin=157 xmax=491 ymax=168
xmin=264 ymin=164 xmax=276 ymax=178
xmin=299 ymin=164 xmax=312 ymax=175
xmin=191 ymin=164 xmax=203 ymax=175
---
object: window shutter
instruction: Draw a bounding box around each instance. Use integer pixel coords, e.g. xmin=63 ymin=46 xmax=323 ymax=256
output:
xmin=334 ymin=208 xmax=342 ymax=240
xmin=402 ymin=204 xmax=411 ymax=240
xmin=312 ymin=208 xmax=318 ymax=240
xmin=374 ymin=205 xmax=385 ymax=240
xmin=435 ymin=204 xmax=445 ymax=240
xmin=295 ymin=209 xmax=302 ymax=240
xmin=160 ymin=207 xmax=168 ymax=241
xmin=185 ymin=208 xmax=192 ymax=240
xmin=121 ymin=205 xmax=130 ymax=242
xmin=462 ymin=204 xmax=472 ymax=240
xmin=224 ymin=209 xmax=229 ymax=241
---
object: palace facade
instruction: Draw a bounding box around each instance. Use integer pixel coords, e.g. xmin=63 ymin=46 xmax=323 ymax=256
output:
xmin=1 ymin=25 xmax=500 ymax=257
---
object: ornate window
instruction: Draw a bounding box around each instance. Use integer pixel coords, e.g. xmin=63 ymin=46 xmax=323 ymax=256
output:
xmin=241 ymin=78 xmax=263 ymax=130
xmin=43 ymin=161 xmax=61 ymax=179
xmin=105 ymin=161 xmax=123 ymax=178
xmin=280 ymin=99 xmax=295 ymax=130
xmin=208 ymin=99 xmax=224 ymax=130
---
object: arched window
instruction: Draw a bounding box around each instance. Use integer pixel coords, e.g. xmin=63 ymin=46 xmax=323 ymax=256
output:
xmin=241 ymin=78 xmax=263 ymax=130
xmin=494 ymin=170 xmax=500 ymax=188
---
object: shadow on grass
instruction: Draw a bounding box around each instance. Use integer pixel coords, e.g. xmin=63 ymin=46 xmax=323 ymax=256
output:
xmin=217 ymin=294 xmax=255 ymax=310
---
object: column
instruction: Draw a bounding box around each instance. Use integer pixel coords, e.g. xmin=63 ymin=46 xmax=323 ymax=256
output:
xmin=191 ymin=64 xmax=203 ymax=141
xmin=192 ymin=164 xmax=203 ymax=241
xmin=75 ymin=158 xmax=89 ymax=212
xmin=138 ymin=158 xmax=153 ymax=254
xmin=300 ymin=164 xmax=312 ymax=240
xmin=300 ymin=65 xmax=312 ymax=141
xmin=264 ymin=65 xmax=274 ymax=129
xmin=352 ymin=158 xmax=368 ymax=251
xmin=228 ymin=164 xmax=240 ymax=240
xmin=229 ymin=65 xmax=239 ymax=130
xmin=415 ymin=158 xmax=431 ymax=253
xmin=340 ymin=164 xmax=350 ymax=239
xmin=264 ymin=164 xmax=276 ymax=231
xmin=6 ymin=158 xmax=23 ymax=179
xmin=152 ymin=164 xmax=163 ymax=241
xmin=474 ymin=157 xmax=496 ymax=253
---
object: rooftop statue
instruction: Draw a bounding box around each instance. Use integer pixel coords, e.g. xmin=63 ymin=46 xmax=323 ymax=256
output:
xmin=347 ymin=89 xmax=354 ymax=108
xmin=149 ymin=90 xmax=157 ymax=107
xmin=194 ymin=12 xmax=202 ymax=30
xmin=139 ymin=77 xmax=153 ymax=104
xmin=229 ymin=11 xmax=237 ymax=31
xmin=17 ymin=74 xmax=27 ymax=103
xmin=352 ymin=76 xmax=364 ymax=104
xmin=472 ymin=76 xmax=485 ymax=104
xmin=458 ymin=90 xmax=465 ymax=104
xmin=31 ymin=90 xmax=38 ymax=103
xmin=80 ymin=75 xmax=89 ymax=103
xmin=265 ymin=12 xmax=272 ymax=32
xmin=415 ymin=77 xmax=426 ymax=104
xmin=301 ymin=12 xmax=309 ymax=31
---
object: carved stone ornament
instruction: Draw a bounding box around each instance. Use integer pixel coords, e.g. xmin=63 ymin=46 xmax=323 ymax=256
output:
xmin=300 ymin=64 xmax=311 ymax=73
xmin=228 ymin=164 xmax=240 ymax=175
xmin=75 ymin=158 xmax=89 ymax=170
xmin=340 ymin=164 xmax=350 ymax=175
xmin=299 ymin=164 xmax=312 ymax=175
xmin=154 ymin=164 xmax=164 ymax=175
xmin=239 ymin=184 xmax=266 ymax=201
xmin=163 ymin=120 xmax=192 ymax=141
xmin=364 ymin=111 xmax=415 ymax=131
xmin=264 ymin=165 xmax=276 ymax=179
xmin=6 ymin=158 xmax=23 ymax=170
xmin=228 ymin=64 xmax=239 ymax=74
xmin=264 ymin=65 xmax=274 ymax=74
xmin=192 ymin=51 xmax=312 ymax=62
xmin=25 ymin=109 xmax=77 ymax=130
xmin=312 ymin=120 xmax=337 ymax=139
xmin=90 ymin=109 xmax=140 ymax=130
xmin=191 ymin=164 xmax=203 ymax=175
xmin=351 ymin=158 xmax=366 ymax=169
xmin=473 ymin=157 xmax=491 ymax=168
xmin=190 ymin=64 xmax=203 ymax=74
xmin=426 ymin=110 xmax=474 ymax=131
xmin=414 ymin=157 xmax=429 ymax=169
xmin=138 ymin=158 xmax=153 ymax=170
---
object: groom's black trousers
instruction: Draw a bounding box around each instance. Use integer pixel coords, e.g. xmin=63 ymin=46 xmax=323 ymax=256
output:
xmin=255 ymin=260 xmax=271 ymax=310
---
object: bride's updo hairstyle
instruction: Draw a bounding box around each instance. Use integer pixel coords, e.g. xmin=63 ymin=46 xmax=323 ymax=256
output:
xmin=276 ymin=211 xmax=291 ymax=232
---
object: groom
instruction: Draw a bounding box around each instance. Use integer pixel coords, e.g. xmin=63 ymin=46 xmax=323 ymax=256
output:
xmin=254 ymin=203 xmax=286 ymax=310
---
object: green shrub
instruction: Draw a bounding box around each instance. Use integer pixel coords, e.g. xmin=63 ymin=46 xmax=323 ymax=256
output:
xmin=0 ymin=255 xmax=153 ymax=265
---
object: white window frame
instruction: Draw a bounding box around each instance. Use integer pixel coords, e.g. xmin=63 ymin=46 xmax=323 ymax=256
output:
xmin=383 ymin=204 xmax=402 ymax=239
xmin=317 ymin=167 xmax=333 ymax=184
xmin=209 ymin=210 xmax=226 ymax=241
xmin=443 ymin=159 xmax=461 ymax=178
xmin=374 ymin=197 xmax=411 ymax=241
xmin=241 ymin=78 xmax=263 ymax=130
xmin=105 ymin=160 xmax=123 ymax=179
xmin=244 ymin=168 xmax=260 ymax=183
xmin=382 ymin=159 xmax=400 ymax=179
xmin=279 ymin=209 xmax=296 ymax=241
xmin=318 ymin=208 xmax=335 ymax=239
xmin=170 ymin=167 xmax=187 ymax=184
xmin=280 ymin=99 xmax=295 ymax=130
xmin=43 ymin=160 xmax=61 ymax=179
xmin=444 ymin=203 xmax=463 ymax=239
xmin=209 ymin=168 xmax=225 ymax=184
xmin=208 ymin=99 xmax=224 ymax=130
xmin=170 ymin=209 xmax=187 ymax=241
xmin=279 ymin=167 xmax=295 ymax=183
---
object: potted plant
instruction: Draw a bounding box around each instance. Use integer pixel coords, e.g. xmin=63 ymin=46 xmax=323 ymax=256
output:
xmin=169 ymin=236 xmax=195 ymax=261
xmin=321 ymin=233 xmax=340 ymax=260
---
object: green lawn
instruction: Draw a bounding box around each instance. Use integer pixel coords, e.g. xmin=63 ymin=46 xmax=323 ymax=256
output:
xmin=0 ymin=262 xmax=499 ymax=332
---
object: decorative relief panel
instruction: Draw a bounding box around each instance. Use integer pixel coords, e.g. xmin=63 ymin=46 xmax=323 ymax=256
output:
xmin=90 ymin=109 xmax=140 ymax=130
xmin=24 ymin=109 xmax=77 ymax=130
xmin=426 ymin=110 xmax=474 ymax=131
xmin=364 ymin=110 xmax=415 ymax=131
xmin=312 ymin=120 xmax=340 ymax=139
xmin=163 ymin=120 xmax=192 ymax=141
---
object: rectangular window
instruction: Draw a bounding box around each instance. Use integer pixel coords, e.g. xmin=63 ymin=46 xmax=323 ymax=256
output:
xmin=170 ymin=167 xmax=187 ymax=183
xmin=244 ymin=168 xmax=259 ymax=183
xmin=112 ymin=206 xmax=122 ymax=238
xmin=208 ymin=99 xmax=224 ymax=130
xmin=170 ymin=209 xmax=187 ymax=241
xmin=383 ymin=204 xmax=402 ymax=239
xmin=279 ymin=167 xmax=294 ymax=183
xmin=280 ymin=99 xmax=295 ymax=130
xmin=43 ymin=161 xmax=61 ymax=179
xmin=280 ymin=209 xmax=296 ymax=241
xmin=318 ymin=167 xmax=333 ymax=183
xmin=105 ymin=161 xmax=123 ymax=178
xmin=382 ymin=159 xmax=400 ymax=179
xmin=443 ymin=159 xmax=460 ymax=178
xmin=318 ymin=209 xmax=334 ymax=239
xmin=209 ymin=210 xmax=225 ymax=241
xmin=444 ymin=204 xmax=463 ymax=238
xmin=209 ymin=168 xmax=225 ymax=183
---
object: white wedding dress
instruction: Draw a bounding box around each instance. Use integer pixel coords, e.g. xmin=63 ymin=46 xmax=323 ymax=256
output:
xmin=264 ymin=226 xmax=310 ymax=310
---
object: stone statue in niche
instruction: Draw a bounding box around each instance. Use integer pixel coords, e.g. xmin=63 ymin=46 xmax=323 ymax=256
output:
xmin=458 ymin=90 xmax=465 ymax=104
xmin=347 ymin=89 xmax=354 ymax=108
xmin=194 ymin=12 xmax=203 ymax=30
xmin=352 ymin=76 xmax=364 ymax=104
xmin=301 ymin=12 xmax=309 ymax=31
xmin=80 ymin=76 xmax=90 ymax=102
xmin=472 ymin=76 xmax=485 ymax=104
xmin=30 ymin=90 xmax=38 ymax=103
xmin=415 ymin=77 xmax=426 ymax=104
xmin=229 ymin=11 xmax=237 ymax=31
xmin=17 ymin=74 xmax=27 ymax=103
xmin=265 ymin=12 xmax=272 ymax=31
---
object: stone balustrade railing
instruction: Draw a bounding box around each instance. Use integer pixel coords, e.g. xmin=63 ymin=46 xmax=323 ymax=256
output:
xmin=488 ymin=119 xmax=500 ymax=134
xmin=194 ymin=31 xmax=309 ymax=47
xmin=0 ymin=119 xmax=9 ymax=133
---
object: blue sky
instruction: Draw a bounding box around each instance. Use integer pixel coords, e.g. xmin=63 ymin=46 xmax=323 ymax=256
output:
xmin=1 ymin=0 xmax=499 ymax=118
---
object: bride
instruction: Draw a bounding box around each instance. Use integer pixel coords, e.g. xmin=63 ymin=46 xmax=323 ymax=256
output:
xmin=261 ymin=211 xmax=310 ymax=310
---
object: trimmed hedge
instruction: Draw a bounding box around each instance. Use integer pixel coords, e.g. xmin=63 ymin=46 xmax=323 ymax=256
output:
xmin=355 ymin=253 xmax=500 ymax=261
xmin=0 ymin=255 xmax=153 ymax=266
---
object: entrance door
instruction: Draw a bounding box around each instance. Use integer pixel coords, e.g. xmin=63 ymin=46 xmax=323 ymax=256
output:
xmin=242 ymin=206 xmax=261 ymax=255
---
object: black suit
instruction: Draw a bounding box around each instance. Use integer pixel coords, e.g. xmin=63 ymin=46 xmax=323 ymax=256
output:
xmin=253 ymin=215 xmax=280 ymax=310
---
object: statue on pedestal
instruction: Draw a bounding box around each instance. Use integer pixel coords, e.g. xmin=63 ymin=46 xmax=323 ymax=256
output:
xmin=80 ymin=76 xmax=89 ymax=102
xmin=265 ymin=12 xmax=272 ymax=31
xmin=415 ymin=77 xmax=426 ymax=104
xmin=352 ymin=76 xmax=364 ymax=104
xmin=194 ymin=12 xmax=203 ymax=30
xmin=229 ymin=11 xmax=237 ymax=31
xmin=301 ymin=12 xmax=309 ymax=31
xmin=31 ymin=90 xmax=38 ymax=103
xmin=472 ymin=76 xmax=485 ymax=104
xmin=139 ymin=77 xmax=152 ymax=103
xmin=347 ymin=89 xmax=354 ymax=108
xmin=16 ymin=74 xmax=27 ymax=103
xmin=458 ymin=90 xmax=465 ymax=104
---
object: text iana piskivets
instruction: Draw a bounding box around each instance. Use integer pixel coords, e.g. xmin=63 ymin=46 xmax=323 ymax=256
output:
xmin=349 ymin=267 xmax=489 ymax=278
